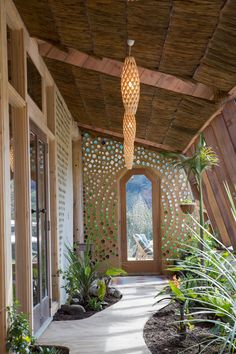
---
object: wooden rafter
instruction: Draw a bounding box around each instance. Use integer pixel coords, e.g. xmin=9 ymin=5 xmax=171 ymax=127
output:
xmin=77 ymin=122 xmax=178 ymax=152
xmin=38 ymin=39 xmax=214 ymax=101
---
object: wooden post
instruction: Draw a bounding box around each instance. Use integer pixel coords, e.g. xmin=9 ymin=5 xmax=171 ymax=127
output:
xmin=0 ymin=1 xmax=11 ymax=352
xmin=47 ymin=85 xmax=60 ymax=304
xmin=72 ymin=124 xmax=84 ymax=244
xmin=12 ymin=106 xmax=32 ymax=321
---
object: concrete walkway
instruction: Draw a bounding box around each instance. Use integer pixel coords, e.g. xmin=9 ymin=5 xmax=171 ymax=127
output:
xmin=38 ymin=276 xmax=168 ymax=354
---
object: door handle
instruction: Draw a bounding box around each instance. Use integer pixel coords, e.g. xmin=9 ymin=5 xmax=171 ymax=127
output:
xmin=40 ymin=208 xmax=47 ymax=214
xmin=31 ymin=208 xmax=36 ymax=214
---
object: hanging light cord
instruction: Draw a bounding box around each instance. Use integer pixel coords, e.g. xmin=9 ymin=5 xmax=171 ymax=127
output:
xmin=127 ymin=39 xmax=135 ymax=56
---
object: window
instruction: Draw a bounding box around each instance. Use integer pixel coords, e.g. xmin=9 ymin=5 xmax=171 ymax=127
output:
xmin=126 ymin=174 xmax=154 ymax=261
xmin=27 ymin=55 xmax=42 ymax=110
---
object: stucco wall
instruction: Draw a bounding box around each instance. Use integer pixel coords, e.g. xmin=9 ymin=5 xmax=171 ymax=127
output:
xmin=82 ymin=131 xmax=197 ymax=272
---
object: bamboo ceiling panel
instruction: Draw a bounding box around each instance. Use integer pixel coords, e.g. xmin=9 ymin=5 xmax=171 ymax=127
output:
xmin=194 ymin=0 xmax=236 ymax=91
xmin=158 ymin=0 xmax=225 ymax=77
xmin=45 ymin=58 xmax=216 ymax=150
xmin=14 ymin=0 xmax=236 ymax=89
xmin=13 ymin=0 xmax=236 ymax=150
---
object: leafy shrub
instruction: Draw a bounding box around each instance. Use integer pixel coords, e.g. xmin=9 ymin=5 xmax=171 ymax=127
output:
xmin=97 ymin=279 xmax=106 ymax=301
xmin=62 ymin=241 xmax=99 ymax=304
xmin=87 ymin=298 xmax=103 ymax=311
xmin=104 ymin=267 xmax=127 ymax=290
xmin=32 ymin=347 xmax=60 ymax=354
xmin=165 ymin=224 xmax=236 ymax=353
xmin=6 ymin=301 xmax=35 ymax=353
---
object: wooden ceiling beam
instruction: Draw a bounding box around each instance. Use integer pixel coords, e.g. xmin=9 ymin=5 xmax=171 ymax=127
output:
xmin=37 ymin=39 xmax=214 ymax=101
xmin=76 ymin=122 xmax=178 ymax=152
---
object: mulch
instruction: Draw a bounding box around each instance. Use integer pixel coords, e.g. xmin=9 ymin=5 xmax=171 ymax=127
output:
xmin=53 ymin=295 xmax=119 ymax=321
xmin=144 ymin=303 xmax=220 ymax=354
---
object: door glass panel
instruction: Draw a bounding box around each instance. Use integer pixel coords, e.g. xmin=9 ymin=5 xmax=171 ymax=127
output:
xmin=30 ymin=132 xmax=40 ymax=306
xmin=126 ymin=174 xmax=153 ymax=261
xmin=38 ymin=141 xmax=48 ymax=299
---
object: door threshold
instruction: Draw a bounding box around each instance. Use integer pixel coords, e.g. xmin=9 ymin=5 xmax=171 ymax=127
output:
xmin=34 ymin=316 xmax=53 ymax=339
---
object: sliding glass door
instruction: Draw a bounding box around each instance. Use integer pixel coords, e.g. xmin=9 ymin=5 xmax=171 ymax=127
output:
xmin=30 ymin=124 xmax=50 ymax=332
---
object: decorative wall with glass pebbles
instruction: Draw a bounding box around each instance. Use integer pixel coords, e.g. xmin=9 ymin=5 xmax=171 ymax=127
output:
xmin=82 ymin=131 xmax=198 ymax=268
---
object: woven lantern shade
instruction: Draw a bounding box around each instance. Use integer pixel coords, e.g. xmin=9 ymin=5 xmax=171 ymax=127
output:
xmin=123 ymin=112 xmax=136 ymax=143
xmin=121 ymin=55 xmax=140 ymax=114
xmin=124 ymin=141 xmax=134 ymax=170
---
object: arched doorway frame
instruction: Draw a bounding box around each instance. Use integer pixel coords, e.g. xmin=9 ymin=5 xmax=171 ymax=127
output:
xmin=119 ymin=167 xmax=162 ymax=274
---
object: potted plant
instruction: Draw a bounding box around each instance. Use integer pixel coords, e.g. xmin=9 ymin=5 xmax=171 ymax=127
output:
xmin=179 ymin=199 xmax=196 ymax=214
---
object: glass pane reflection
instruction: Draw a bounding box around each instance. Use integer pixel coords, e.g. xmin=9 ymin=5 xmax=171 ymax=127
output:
xmin=126 ymin=174 xmax=153 ymax=261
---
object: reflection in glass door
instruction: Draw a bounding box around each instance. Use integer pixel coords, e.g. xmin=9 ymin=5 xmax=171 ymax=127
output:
xmin=126 ymin=174 xmax=153 ymax=261
xmin=30 ymin=126 xmax=49 ymax=332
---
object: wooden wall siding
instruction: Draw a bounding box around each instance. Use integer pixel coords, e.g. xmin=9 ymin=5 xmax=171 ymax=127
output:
xmin=187 ymin=99 xmax=236 ymax=248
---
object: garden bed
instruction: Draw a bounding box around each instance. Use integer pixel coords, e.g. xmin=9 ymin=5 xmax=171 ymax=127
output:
xmin=31 ymin=345 xmax=69 ymax=353
xmin=144 ymin=303 xmax=220 ymax=354
xmin=53 ymin=294 xmax=120 ymax=321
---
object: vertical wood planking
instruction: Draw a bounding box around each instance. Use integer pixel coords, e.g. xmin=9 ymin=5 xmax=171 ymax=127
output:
xmin=12 ymin=106 xmax=33 ymax=320
xmin=222 ymin=100 xmax=236 ymax=152
xmin=187 ymin=98 xmax=236 ymax=248
xmin=72 ymin=135 xmax=84 ymax=244
xmin=0 ymin=1 xmax=10 ymax=352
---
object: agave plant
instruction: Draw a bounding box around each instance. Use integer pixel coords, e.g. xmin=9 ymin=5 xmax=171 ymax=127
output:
xmin=169 ymin=223 xmax=236 ymax=353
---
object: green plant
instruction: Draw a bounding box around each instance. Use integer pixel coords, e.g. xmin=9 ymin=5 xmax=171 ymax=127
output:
xmin=166 ymin=134 xmax=218 ymax=252
xmin=224 ymin=181 xmax=236 ymax=222
xmin=155 ymin=275 xmax=196 ymax=339
xmin=60 ymin=266 xmax=78 ymax=304
xmin=87 ymin=297 xmax=103 ymax=311
xmin=97 ymin=279 xmax=106 ymax=301
xmin=32 ymin=347 xmax=60 ymax=354
xmin=62 ymin=239 xmax=99 ymax=304
xmin=6 ymin=301 xmax=35 ymax=353
xmin=169 ymin=223 xmax=236 ymax=353
xmin=104 ymin=267 xmax=127 ymax=291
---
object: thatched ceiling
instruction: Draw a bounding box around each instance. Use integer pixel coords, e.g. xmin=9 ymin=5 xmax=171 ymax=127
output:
xmin=14 ymin=0 xmax=236 ymax=151
xmin=45 ymin=58 xmax=216 ymax=150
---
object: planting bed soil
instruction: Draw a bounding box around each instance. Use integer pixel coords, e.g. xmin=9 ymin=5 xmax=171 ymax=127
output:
xmin=144 ymin=303 xmax=220 ymax=354
xmin=53 ymin=295 xmax=120 ymax=321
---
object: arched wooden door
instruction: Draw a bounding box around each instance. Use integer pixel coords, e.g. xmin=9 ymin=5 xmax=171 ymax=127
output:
xmin=120 ymin=168 xmax=161 ymax=274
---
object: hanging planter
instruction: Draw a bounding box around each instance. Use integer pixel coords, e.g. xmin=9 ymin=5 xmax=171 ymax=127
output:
xmin=179 ymin=200 xmax=196 ymax=214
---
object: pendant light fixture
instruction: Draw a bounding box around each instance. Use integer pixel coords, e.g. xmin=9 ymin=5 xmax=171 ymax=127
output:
xmin=121 ymin=39 xmax=140 ymax=170
xmin=123 ymin=112 xmax=136 ymax=143
xmin=124 ymin=141 xmax=134 ymax=170
xmin=121 ymin=39 xmax=140 ymax=114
